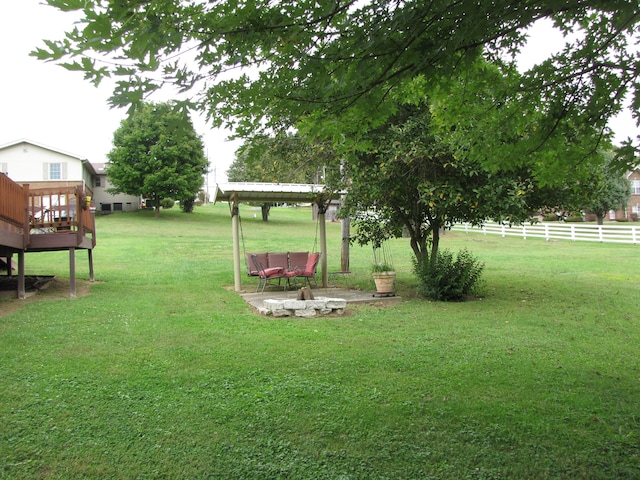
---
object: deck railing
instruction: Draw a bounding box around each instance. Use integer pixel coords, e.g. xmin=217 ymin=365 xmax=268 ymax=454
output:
xmin=28 ymin=186 xmax=95 ymax=239
xmin=0 ymin=173 xmax=29 ymax=228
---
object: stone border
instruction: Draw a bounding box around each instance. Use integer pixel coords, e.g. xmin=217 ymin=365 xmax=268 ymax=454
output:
xmin=258 ymin=297 xmax=347 ymax=317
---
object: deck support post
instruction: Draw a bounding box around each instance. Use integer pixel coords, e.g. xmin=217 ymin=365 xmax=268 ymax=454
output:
xmin=17 ymin=250 xmax=25 ymax=300
xmin=6 ymin=253 xmax=13 ymax=277
xmin=69 ymin=247 xmax=76 ymax=298
xmin=88 ymin=249 xmax=94 ymax=282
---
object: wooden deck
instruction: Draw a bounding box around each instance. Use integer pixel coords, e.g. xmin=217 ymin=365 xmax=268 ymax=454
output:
xmin=0 ymin=174 xmax=96 ymax=298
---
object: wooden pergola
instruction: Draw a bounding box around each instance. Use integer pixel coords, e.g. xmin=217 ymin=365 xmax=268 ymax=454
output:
xmin=214 ymin=182 xmax=339 ymax=292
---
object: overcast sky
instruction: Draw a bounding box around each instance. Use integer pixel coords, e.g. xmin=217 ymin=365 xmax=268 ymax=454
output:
xmin=0 ymin=0 xmax=241 ymax=185
xmin=1 ymin=1 xmax=637 ymax=186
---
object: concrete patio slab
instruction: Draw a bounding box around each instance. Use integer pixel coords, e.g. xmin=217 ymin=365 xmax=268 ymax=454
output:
xmin=239 ymin=286 xmax=401 ymax=312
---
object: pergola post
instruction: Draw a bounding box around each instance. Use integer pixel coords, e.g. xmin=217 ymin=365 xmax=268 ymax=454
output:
xmin=341 ymin=216 xmax=350 ymax=273
xmin=231 ymin=195 xmax=242 ymax=292
xmin=318 ymin=202 xmax=328 ymax=288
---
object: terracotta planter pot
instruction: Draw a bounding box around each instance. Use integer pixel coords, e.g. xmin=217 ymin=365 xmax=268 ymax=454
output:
xmin=372 ymin=271 xmax=396 ymax=294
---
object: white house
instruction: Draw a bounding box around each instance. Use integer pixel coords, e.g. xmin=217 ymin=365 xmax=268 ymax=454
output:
xmin=0 ymin=139 xmax=96 ymax=194
xmin=0 ymin=139 xmax=139 ymax=212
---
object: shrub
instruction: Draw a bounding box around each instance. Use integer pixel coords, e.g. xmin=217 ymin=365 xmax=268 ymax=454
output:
xmin=181 ymin=197 xmax=196 ymax=213
xmin=160 ymin=198 xmax=175 ymax=209
xmin=414 ymin=248 xmax=484 ymax=301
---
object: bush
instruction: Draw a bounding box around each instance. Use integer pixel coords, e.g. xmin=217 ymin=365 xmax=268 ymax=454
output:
xmin=160 ymin=198 xmax=175 ymax=209
xmin=414 ymin=248 xmax=484 ymax=301
xmin=181 ymin=197 xmax=196 ymax=213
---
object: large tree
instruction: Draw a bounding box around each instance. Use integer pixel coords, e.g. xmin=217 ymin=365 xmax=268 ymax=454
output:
xmin=341 ymin=100 xmax=573 ymax=268
xmin=337 ymin=54 xmax=608 ymax=267
xmin=33 ymin=1 xmax=640 ymax=174
xmin=108 ymin=101 xmax=207 ymax=216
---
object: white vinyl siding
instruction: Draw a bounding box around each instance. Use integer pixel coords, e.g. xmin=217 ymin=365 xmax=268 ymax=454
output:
xmin=0 ymin=162 xmax=7 ymax=174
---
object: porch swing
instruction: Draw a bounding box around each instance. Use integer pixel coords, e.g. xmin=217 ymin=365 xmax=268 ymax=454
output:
xmin=214 ymin=181 xmax=334 ymax=292
xmin=234 ymin=203 xmax=322 ymax=292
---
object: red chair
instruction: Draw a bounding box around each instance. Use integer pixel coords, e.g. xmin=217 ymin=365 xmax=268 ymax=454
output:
xmin=251 ymin=254 xmax=295 ymax=293
xmin=246 ymin=252 xmax=268 ymax=276
xmin=294 ymin=252 xmax=320 ymax=288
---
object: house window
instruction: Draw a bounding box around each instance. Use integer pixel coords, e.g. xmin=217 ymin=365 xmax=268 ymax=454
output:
xmin=609 ymin=210 xmax=616 ymax=220
xmin=43 ymin=162 xmax=67 ymax=180
xmin=632 ymin=180 xmax=640 ymax=195
xmin=49 ymin=163 xmax=61 ymax=180
xmin=95 ymin=176 xmax=102 ymax=187
xmin=113 ymin=203 xmax=123 ymax=211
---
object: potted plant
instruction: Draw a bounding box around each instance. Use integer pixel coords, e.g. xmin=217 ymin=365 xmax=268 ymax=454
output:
xmin=371 ymin=245 xmax=396 ymax=295
xmin=348 ymin=212 xmax=397 ymax=295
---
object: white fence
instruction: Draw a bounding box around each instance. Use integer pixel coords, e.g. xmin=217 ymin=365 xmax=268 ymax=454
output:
xmin=451 ymin=221 xmax=639 ymax=245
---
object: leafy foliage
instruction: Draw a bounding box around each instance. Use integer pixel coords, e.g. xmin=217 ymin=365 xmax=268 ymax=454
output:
xmin=414 ymin=248 xmax=485 ymax=301
xmin=340 ymin=99 xmax=572 ymax=269
xmin=33 ymin=0 xmax=640 ymax=170
xmin=581 ymin=150 xmax=632 ymax=224
xmin=107 ymin=101 xmax=207 ymax=217
xmin=228 ymin=133 xmax=332 ymax=184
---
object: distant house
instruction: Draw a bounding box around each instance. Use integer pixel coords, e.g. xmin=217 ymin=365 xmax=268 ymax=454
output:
xmin=0 ymin=139 xmax=97 ymax=196
xmin=627 ymin=167 xmax=640 ymax=221
xmin=92 ymin=163 xmax=140 ymax=213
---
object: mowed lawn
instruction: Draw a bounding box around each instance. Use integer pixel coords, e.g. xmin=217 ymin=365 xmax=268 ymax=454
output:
xmin=1 ymin=204 xmax=639 ymax=479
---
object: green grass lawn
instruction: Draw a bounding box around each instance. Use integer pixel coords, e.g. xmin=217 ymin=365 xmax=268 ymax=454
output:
xmin=1 ymin=204 xmax=639 ymax=479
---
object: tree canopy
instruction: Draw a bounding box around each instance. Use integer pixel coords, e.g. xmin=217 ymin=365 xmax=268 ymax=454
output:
xmin=228 ymin=133 xmax=332 ymax=185
xmin=340 ymin=99 xmax=573 ymax=267
xmin=107 ymin=101 xmax=207 ymax=216
xmin=34 ymin=0 xmax=640 ymax=174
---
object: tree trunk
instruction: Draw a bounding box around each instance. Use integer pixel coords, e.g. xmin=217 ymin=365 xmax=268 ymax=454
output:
xmin=261 ymin=203 xmax=271 ymax=222
xmin=409 ymin=228 xmax=428 ymax=265
xmin=430 ymin=227 xmax=440 ymax=268
xmin=596 ymin=213 xmax=604 ymax=225
xmin=154 ymin=196 xmax=160 ymax=218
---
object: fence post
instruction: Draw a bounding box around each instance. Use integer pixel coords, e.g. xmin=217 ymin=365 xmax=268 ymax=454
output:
xmin=545 ymin=224 xmax=550 ymax=241
xmin=633 ymin=226 xmax=637 ymax=245
xmin=598 ymin=225 xmax=603 ymax=242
